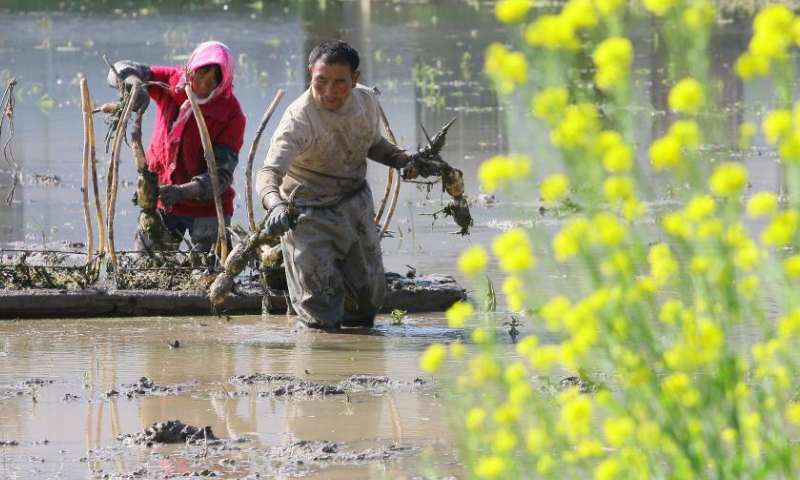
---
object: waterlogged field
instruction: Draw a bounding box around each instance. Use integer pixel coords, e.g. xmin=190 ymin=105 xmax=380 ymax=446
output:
xmin=1 ymin=0 xmax=799 ymax=479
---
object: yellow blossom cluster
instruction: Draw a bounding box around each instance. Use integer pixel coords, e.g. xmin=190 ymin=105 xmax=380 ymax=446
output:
xmin=641 ymin=0 xmax=678 ymax=16
xmin=649 ymin=120 xmax=701 ymax=170
xmin=594 ymin=130 xmax=634 ymax=172
xmin=478 ymin=154 xmax=532 ymax=192
xmin=550 ymin=103 xmax=601 ymax=149
xmin=532 ymin=87 xmax=570 ymax=126
xmin=735 ymin=4 xmax=797 ymax=79
xmin=592 ymin=37 xmax=633 ymax=91
xmin=540 ymin=173 xmax=570 ymax=204
xmin=761 ymin=103 xmax=800 ymax=162
xmin=485 ymin=43 xmax=528 ymax=94
xmin=492 ymin=228 xmax=534 ymax=273
xmin=668 ymin=78 xmax=705 ymax=115
xmin=683 ymin=1 xmax=715 ymax=30
xmin=494 ymin=0 xmax=530 ymax=24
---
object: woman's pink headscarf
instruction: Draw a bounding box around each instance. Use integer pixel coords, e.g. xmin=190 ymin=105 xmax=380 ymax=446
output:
xmin=169 ymin=41 xmax=236 ymax=144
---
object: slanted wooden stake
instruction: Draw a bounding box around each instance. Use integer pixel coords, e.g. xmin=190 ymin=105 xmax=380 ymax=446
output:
xmin=245 ymin=89 xmax=285 ymax=232
xmin=184 ymin=85 xmax=228 ymax=262
xmin=374 ymin=105 xmax=398 ymax=225
xmin=79 ymin=79 xmax=94 ymax=265
xmin=107 ymin=83 xmax=138 ymax=277
xmin=377 ymin=105 xmax=402 ymax=238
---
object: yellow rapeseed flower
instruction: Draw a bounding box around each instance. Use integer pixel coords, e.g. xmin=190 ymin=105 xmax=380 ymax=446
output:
xmin=603 ymin=143 xmax=634 ymax=172
xmin=559 ymin=391 xmax=593 ymax=440
xmin=419 ymin=343 xmax=446 ymax=373
xmin=662 ymin=212 xmax=690 ymax=238
xmin=475 ymin=455 xmax=507 ymax=479
xmin=492 ymin=429 xmax=518 ymax=453
xmin=449 ymin=342 xmax=466 ymax=359
xmin=761 ymin=210 xmax=799 ymax=246
xmin=686 ymin=195 xmax=716 ymax=220
xmin=553 ymin=217 xmax=590 ymax=261
xmin=525 ymin=15 xmax=580 ymax=50
xmin=551 ymin=103 xmax=601 ymax=149
xmin=642 ymin=0 xmax=678 ymax=16
xmin=604 ymin=175 xmax=634 ymax=204
xmin=465 ymin=407 xmax=486 ymax=430
xmin=562 ymin=0 xmax=599 ymax=29
xmin=595 ymin=0 xmax=624 ymax=15
xmin=458 ymin=245 xmax=488 ymax=274
xmin=709 ymin=162 xmax=748 ymax=197
xmin=592 ymin=212 xmax=627 ymax=245
xmin=495 ymin=0 xmax=530 ymax=23
xmin=648 ymin=243 xmax=678 ymax=286
xmin=526 ymin=427 xmax=550 ymax=454
xmin=540 ymin=173 xmax=570 ymax=203
xmin=734 ymin=52 xmax=770 ymax=79
xmin=669 ymin=78 xmax=705 ymax=115
xmin=594 ymin=458 xmax=621 ymax=480
xmin=784 ymin=254 xmax=800 ymax=278
xmin=739 ymin=121 xmax=757 ymax=150
xmin=763 ymin=110 xmax=792 ymax=144
xmin=649 ymin=135 xmax=682 ymax=170
xmin=478 ymin=154 xmax=532 ymax=192
xmin=604 ymin=416 xmax=635 ymax=447
xmin=684 ymin=2 xmax=715 ymax=29
xmin=485 ymin=43 xmax=528 ymax=94
xmin=492 ymin=228 xmax=534 ymax=273
xmin=592 ymin=37 xmax=633 ymax=90
xmin=786 ymin=403 xmax=800 ymax=426
xmin=746 ymin=191 xmax=778 ymax=217
xmin=541 ymin=295 xmax=571 ymax=331
xmin=446 ymin=301 xmax=474 ymax=327
xmin=669 ymin=120 xmax=701 ymax=147
xmin=502 ymin=275 xmax=526 ymax=311
xmin=532 ymin=87 xmax=570 ymax=125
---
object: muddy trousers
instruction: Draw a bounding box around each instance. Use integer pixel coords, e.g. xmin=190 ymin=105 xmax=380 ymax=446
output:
xmin=134 ymin=212 xmax=231 ymax=253
xmin=281 ymin=184 xmax=387 ymax=328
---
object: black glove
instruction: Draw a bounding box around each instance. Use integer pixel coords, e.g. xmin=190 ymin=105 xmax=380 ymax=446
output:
xmin=266 ymin=202 xmax=293 ymax=235
xmin=413 ymin=152 xmax=442 ymax=178
xmin=158 ymin=185 xmax=183 ymax=209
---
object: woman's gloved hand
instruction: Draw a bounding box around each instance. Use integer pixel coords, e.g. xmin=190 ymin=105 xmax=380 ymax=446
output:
xmin=107 ymin=60 xmax=152 ymax=112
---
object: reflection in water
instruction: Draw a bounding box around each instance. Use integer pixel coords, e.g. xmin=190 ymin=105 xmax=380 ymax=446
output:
xmin=0 ymin=316 xmax=459 ymax=478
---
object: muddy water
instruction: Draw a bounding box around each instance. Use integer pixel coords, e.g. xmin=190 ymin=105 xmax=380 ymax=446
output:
xmin=0 ymin=314 xmax=507 ymax=479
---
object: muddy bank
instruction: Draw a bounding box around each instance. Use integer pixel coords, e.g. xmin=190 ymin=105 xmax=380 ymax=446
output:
xmin=227 ymin=373 xmax=435 ymax=398
xmin=0 ymin=273 xmax=464 ymax=318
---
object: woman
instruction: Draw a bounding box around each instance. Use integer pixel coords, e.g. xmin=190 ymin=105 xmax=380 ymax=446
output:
xmin=109 ymin=41 xmax=246 ymax=252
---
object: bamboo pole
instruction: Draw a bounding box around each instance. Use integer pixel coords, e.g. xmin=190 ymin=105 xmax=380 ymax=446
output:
xmin=184 ymin=85 xmax=228 ymax=263
xmin=374 ymin=105 xmax=398 ymax=225
xmin=245 ymin=89 xmax=285 ymax=232
xmin=79 ymin=79 xmax=94 ymax=266
xmin=379 ymin=173 xmax=401 ymax=238
xmin=87 ymin=86 xmax=105 ymax=257
xmin=107 ymin=83 xmax=138 ymax=277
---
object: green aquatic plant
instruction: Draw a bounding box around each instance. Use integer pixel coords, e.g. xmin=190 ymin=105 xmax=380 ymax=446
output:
xmin=390 ymin=309 xmax=407 ymax=325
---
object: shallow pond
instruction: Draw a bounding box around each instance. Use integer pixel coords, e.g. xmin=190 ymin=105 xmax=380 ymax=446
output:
xmin=0 ymin=0 xmax=790 ymax=478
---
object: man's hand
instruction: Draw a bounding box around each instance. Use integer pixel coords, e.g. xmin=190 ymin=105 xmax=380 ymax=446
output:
xmin=397 ymin=151 xmax=413 ymax=170
xmin=266 ymin=202 xmax=293 ymax=235
xmin=158 ymin=185 xmax=183 ymax=209
xmin=413 ymin=152 xmax=442 ymax=178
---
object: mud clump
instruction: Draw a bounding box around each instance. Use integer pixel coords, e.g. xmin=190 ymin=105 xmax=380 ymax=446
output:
xmin=118 ymin=420 xmax=217 ymax=447
xmin=118 ymin=377 xmax=184 ymax=398
xmin=20 ymin=378 xmax=56 ymax=387
xmin=337 ymin=374 xmax=434 ymax=392
xmin=229 ymin=373 xmax=296 ymax=385
xmin=28 ymin=173 xmax=61 ymax=187
xmin=0 ymin=440 xmax=20 ymax=446
xmin=267 ymin=440 xmax=409 ymax=463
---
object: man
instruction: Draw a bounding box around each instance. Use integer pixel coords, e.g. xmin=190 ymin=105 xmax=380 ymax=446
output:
xmin=256 ymin=40 xmax=412 ymax=329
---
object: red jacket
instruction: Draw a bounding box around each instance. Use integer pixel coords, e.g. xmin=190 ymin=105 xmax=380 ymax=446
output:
xmin=147 ymin=65 xmax=245 ymax=217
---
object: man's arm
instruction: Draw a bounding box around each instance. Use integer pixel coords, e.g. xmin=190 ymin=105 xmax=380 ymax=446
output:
xmin=256 ymin=111 xmax=310 ymax=210
xmin=368 ymin=137 xmax=412 ymax=169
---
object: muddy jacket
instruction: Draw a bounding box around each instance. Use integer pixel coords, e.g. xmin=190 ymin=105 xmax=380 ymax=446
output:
xmin=256 ymin=86 xmax=406 ymax=207
xmin=144 ymin=44 xmax=245 ymax=217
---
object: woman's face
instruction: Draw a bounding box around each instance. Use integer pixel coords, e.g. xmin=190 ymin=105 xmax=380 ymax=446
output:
xmin=192 ymin=64 xmax=220 ymax=99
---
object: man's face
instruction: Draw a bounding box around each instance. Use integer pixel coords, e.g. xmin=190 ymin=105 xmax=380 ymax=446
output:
xmin=309 ymin=61 xmax=360 ymax=112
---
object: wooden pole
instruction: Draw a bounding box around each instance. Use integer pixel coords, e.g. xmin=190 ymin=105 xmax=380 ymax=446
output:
xmin=79 ymin=79 xmax=94 ymax=266
xmin=245 ymin=89 xmax=285 ymax=232
xmin=87 ymin=86 xmax=105 ymax=257
xmin=107 ymin=83 xmax=138 ymax=277
xmin=374 ymin=105 xmax=398 ymax=225
xmin=184 ymin=85 xmax=228 ymax=263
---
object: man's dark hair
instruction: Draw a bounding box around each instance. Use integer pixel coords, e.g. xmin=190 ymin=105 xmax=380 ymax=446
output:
xmin=308 ymin=40 xmax=360 ymax=73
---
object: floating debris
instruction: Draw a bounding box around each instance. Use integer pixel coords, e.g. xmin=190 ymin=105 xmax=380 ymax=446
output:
xmin=118 ymin=420 xmax=217 ymax=446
